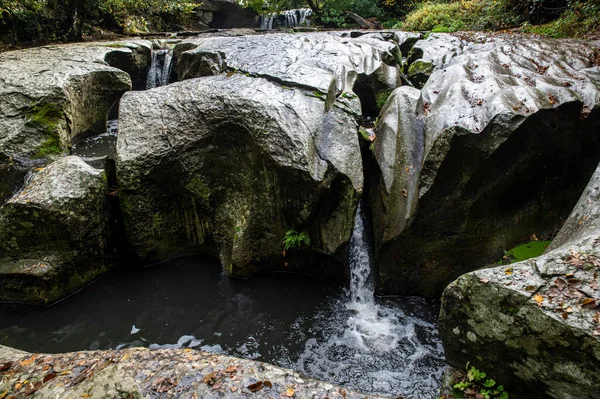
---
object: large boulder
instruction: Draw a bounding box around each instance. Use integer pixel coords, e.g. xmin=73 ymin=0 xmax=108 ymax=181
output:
xmin=0 ymin=41 xmax=151 ymax=203
xmin=372 ymin=34 xmax=600 ymax=298
xmin=117 ymin=32 xmax=408 ymax=279
xmin=175 ymin=32 xmax=400 ymax=93
xmin=116 ymin=73 xmax=361 ymax=278
xmin=438 ymin=161 xmax=600 ymax=399
xmin=0 ymin=156 xmax=116 ymax=305
xmin=0 ymin=345 xmax=387 ymax=399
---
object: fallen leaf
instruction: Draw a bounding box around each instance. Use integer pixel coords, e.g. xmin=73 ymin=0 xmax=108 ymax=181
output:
xmin=213 ymin=383 xmax=223 ymax=390
xmin=524 ymin=285 xmax=536 ymax=291
xmin=480 ymin=278 xmax=489 ymax=284
xmin=264 ymin=380 xmax=273 ymax=388
xmin=582 ymin=298 xmax=598 ymax=309
xmin=19 ymin=355 xmax=38 ymax=366
xmin=231 ymin=387 xmax=238 ymax=392
xmin=285 ymin=388 xmax=295 ymax=397
xmin=247 ymin=381 xmax=264 ymax=392
xmin=505 ymin=267 xmax=514 ymax=275
xmin=43 ymin=373 xmax=57 ymax=383
xmin=401 ymin=189 xmax=408 ymax=198
xmin=0 ymin=362 xmax=12 ymax=372
xmin=25 ymin=381 xmax=42 ymax=395
xmin=203 ymin=372 xmax=217 ymax=384
xmin=0 ymin=390 xmax=6 ymax=399
xmin=225 ymin=365 xmax=237 ymax=373
xmin=534 ymin=293 xmax=544 ymax=304
xmin=15 ymin=383 xmax=23 ymax=391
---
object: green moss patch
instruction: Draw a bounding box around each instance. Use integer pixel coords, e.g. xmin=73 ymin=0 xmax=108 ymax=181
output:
xmin=500 ymin=240 xmax=551 ymax=264
xmin=27 ymin=103 xmax=65 ymax=158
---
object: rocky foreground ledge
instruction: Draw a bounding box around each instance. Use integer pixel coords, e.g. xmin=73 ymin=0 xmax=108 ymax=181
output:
xmin=0 ymin=345 xmax=388 ymax=399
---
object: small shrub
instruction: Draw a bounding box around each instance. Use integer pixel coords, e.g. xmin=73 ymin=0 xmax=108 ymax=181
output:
xmin=375 ymin=89 xmax=393 ymax=112
xmin=282 ymin=229 xmax=310 ymax=251
xmin=453 ymin=362 xmax=509 ymax=399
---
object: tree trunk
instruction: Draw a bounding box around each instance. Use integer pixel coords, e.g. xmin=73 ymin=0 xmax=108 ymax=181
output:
xmin=345 ymin=11 xmax=376 ymax=29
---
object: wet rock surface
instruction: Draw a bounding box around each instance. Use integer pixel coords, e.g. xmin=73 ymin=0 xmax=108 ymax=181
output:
xmin=116 ymin=73 xmax=361 ymax=278
xmin=0 ymin=40 xmax=151 ymax=202
xmin=374 ymin=33 xmax=600 ymax=298
xmin=0 ymin=345 xmax=389 ymax=399
xmin=438 ymin=162 xmax=600 ymax=399
xmin=0 ymin=156 xmax=115 ymax=305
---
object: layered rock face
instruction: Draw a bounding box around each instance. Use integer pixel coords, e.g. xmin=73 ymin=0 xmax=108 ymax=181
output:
xmin=372 ymin=34 xmax=600 ymax=298
xmin=438 ymin=161 xmax=600 ymax=399
xmin=0 ymin=157 xmax=116 ymax=305
xmin=117 ymin=32 xmax=404 ymax=278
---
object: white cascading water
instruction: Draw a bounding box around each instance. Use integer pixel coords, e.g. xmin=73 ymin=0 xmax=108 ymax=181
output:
xmin=260 ymin=8 xmax=312 ymax=30
xmin=146 ymin=49 xmax=173 ymax=89
xmin=290 ymin=202 xmax=445 ymax=398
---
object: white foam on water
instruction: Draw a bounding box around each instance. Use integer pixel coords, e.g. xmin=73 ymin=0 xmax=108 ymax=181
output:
xmin=286 ymin=203 xmax=445 ymax=399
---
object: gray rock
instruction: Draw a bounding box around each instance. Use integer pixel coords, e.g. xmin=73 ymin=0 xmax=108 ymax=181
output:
xmin=406 ymin=33 xmax=464 ymax=88
xmin=0 ymin=156 xmax=115 ymax=305
xmin=116 ymin=74 xmax=361 ymax=277
xmin=0 ymin=345 xmax=389 ymax=399
xmin=175 ymin=32 xmax=400 ymax=93
xmin=0 ymin=41 xmax=151 ymax=202
xmin=374 ymin=34 xmax=600 ymax=298
xmin=438 ymin=161 xmax=600 ymax=398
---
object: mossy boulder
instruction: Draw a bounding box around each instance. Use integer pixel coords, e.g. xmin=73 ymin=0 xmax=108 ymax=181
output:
xmin=439 ymin=162 xmax=600 ymax=398
xmin=116 ymin=74 xmax=362 ymax=280
xmin=0 ymin=41 xmax=151 ymax=203
xmin=0 ymin=156 xmax=117 ymax=305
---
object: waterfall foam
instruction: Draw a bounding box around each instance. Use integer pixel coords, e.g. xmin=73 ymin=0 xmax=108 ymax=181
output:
xmin=284 ymin=203 xmax=446 ymax=398
xmin=146 ymin=49 xmax=173 ymax=89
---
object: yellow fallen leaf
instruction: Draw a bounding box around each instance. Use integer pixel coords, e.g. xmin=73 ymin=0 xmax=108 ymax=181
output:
xmin=534 ymin=293 xmax=544 ymax=304
xmin=504 ymin=267 xmax=514 ymax=275
xmin=19 ymin=355 xmax=38 ymax=366
xmin=285 ymin=388 xmax=295 ymax=397
xmin=0 ymin=390 xmax=7 ymax=399
xmin=82 ymin=394 xmax=91 ymax=398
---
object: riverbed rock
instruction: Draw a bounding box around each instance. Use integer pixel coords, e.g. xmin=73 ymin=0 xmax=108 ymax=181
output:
xmin=0 ymin=41 xmax=151 ymax=203
xmin=175 ymin=31 xmax=400 ymax=94
xmin=438 ymin=162 xmax=600 ymax=399
xmin=374 ymin=34 xmax=600 ymax=298
xmin=116 ymin=73 xmax=361 ymax=279
xmin=0 ymin=345 xmax=388 ymax=399
xmin=406 ymin=33 xmax=463 ymax=88
xmin=0 ymin=156 xmax=116 ymax=305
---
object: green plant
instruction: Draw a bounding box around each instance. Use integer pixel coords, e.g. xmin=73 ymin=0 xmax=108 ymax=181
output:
xmin=453 ymin=362 xmax=509 ymax=399
xmin=282 ymin=229 xmax=310 ymax=251
xmin=375 ymin=89 xmax=392 ymax=112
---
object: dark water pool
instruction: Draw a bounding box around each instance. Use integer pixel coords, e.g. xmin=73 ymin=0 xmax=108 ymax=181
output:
xmin=0 ymin=257 xmax=445 ymax=398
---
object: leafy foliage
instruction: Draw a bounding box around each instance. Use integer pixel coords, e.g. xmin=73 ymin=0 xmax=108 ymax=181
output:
xmin=453 ymin=362 xmax=509 ymax=399
xmin=282 ymin=229 xmax=311 ymax=251
xmin=0 ymin=0 xmax=201 ymax=43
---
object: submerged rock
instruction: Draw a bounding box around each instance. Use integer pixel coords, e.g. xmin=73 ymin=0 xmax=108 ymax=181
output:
xmin=373 ymin=33 xmax=600 ymax=298
xmin=0 ymin=156 xmax=116 ymax=305
xmin=116 ymin=73 xmax=361 ymax=278
xmin=0 ymin=41 xmax=151 ymax=202
xmin=439 ymin=161 xmax=600 ymax=399
xmin=0 ymin=345 xmax=388 ymax=399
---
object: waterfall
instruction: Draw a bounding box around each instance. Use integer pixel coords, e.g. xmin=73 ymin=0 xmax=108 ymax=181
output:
xmin=260 ymin=8 xmax=312 ymax=30
xmin=146 ymin=49 xmax=173 ymax=89
xmin=260 ymin=13 xmax=276 ymax=30
xmin=348 ymin=202 xmax=374 ymax=304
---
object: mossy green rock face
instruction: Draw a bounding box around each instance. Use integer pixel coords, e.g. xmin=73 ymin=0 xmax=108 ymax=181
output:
xmin=0 ymin=156 xmax=115 ymax=305
xmin=117 ymin=74 xmax=362 ymax=279
xmin=0 ymin=41 xmax=151 ymax=203
xmin=439 ymin=162 xmax=600 ymax=399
